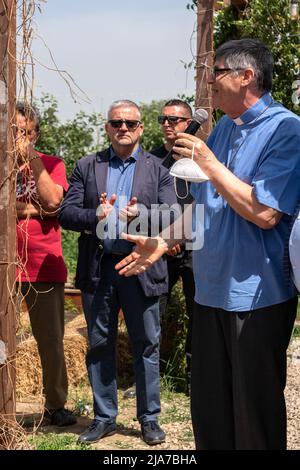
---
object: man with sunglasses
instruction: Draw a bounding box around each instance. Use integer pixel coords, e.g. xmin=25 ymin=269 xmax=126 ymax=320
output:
xmin=154 ymin=99 xmax=193 ymax=157
xmin=59 ymin=100 xmax=178 ymax=445
xmin=123 ymin=99 xmax=195 ymax=401
xmin=153 ymin=99 xmax=195 ymax=396
xmin=114 ymin=39 xmax=300 ymax=450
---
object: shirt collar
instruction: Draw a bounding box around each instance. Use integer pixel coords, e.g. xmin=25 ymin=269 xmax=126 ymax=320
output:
xmin=232 ymin=93 xmax=273 ymax=126
xmin=109 ymin=145 xmax=140 ymax=162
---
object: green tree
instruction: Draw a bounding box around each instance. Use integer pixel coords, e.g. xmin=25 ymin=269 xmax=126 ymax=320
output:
xmin=36 ymin=94 xmax=105 ymax=177
xmin=214 ymin=0 xmax=300 ymax=114
xmin=186 ymin=1 xmax=299 ymax=114
xmin=140 ymin=100 xmax=165 ymax=151
xmin=35 ymin=94 xmax=105 ymax=282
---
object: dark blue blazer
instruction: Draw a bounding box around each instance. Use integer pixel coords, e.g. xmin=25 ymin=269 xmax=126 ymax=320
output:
xmin=59 ymin=148 xmax=178 ymax=296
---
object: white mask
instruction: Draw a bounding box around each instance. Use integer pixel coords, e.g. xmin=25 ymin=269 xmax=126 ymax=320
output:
xmin=169 ymin=143 xmax=209 ymax=199
xmin=169 ymin=157 xmax=209 ymax=183
xmin=169 ymin=142 xmax=209 ymax=183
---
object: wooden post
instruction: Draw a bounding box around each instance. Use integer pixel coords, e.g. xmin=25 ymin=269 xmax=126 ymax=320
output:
xmin=195 ymin=0 xmax=214 ymax=141
xmin=0 ymin=0 xmax=16 ymax=449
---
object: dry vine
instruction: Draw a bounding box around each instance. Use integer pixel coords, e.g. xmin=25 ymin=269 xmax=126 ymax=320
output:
xmin=0 ymin=0 xmax=91 ymax=449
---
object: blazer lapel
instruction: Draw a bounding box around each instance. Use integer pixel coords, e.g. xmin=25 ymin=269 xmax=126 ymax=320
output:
xmin=131 ymin=148 xmax=150 ymax=198
xmin=94 ymin=147 xmax=151 ymax=199
xmin=94 ymin=149 xmax=110 ymax=197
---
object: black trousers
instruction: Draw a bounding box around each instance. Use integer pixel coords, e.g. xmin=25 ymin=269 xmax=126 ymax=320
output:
xmin=159 ymin=250 xmax=195 ymax=371
xmin=191 ymin=297 xmax=297 ymax=450
xmin=19 ymin=282 xmax=68 ymax=410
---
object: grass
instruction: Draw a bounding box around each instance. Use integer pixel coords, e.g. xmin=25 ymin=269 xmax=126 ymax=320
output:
xmin=68 ymin=382 xmax=93 ymax=417
xmin=292 ymin=324 xmax=300 ymax=338
xmin=160 ymin=393 xmax=191 ymax=425
xmin=180 ymin=429 xmax=194 ymax=442
xmin=28 ymin=433 xmax=90 ymax=451
xmin=64 ymin=298 xmax=79 ymax=314
xmin=26 ymin=380 xmax=192 ymax=450
xmin=114 ymin=439 xmax=132 ymax=449
xmin=292 ymin=298 xmax=300 ymax=338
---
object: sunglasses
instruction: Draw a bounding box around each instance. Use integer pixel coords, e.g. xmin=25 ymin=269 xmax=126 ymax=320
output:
xmin=158 ymin=115 xmax=189 ymax=125
xmin=108 ymin=119 xmax=141 ymax=130
xmin=210 ymin=67 xmax=244 ymax=81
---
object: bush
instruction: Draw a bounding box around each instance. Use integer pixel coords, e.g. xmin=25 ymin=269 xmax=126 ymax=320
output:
xmin=61 ymin=229 xmax=79 ymax=284
xmin=160 ymin=282 xmax=188 ymax=392
xmin=139 ymin=100 xmax=165 ymax=151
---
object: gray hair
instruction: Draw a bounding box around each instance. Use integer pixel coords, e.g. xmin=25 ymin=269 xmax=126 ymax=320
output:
xmin=215 ymin=38 xmax=274 ymax=93
xmin=107 ymin=100 xmax=141 ymax=120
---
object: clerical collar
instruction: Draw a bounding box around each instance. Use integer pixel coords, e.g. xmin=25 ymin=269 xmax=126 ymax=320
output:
xmin=232 ymin=93 xmax=273 ymax=126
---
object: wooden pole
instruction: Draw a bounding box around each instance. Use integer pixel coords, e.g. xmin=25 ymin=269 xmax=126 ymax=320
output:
xmin=0 ymin=0 xmax=16 ymax=449
xmin=195 ymin=0 xmax=214 ymax=141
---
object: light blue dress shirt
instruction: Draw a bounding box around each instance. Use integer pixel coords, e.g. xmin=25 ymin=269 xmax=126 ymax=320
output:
xmin=103 ymin=146 xmax=138 ymax=254
xmin=191 ymin=93 xmax=300 ymax=311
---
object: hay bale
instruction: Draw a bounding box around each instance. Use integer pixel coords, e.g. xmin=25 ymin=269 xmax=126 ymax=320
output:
xmin=63 ymin=334 xmax=88 ymax=385
xmin=16 ymin=337 xmax=43 ymax=400
xmin=16 ymin=312 xmax=134 ymax=399
xmin=16 ymin=333 xmax=88 ymax=400
xmin=16 ymin=309 xmax=88 ymax=399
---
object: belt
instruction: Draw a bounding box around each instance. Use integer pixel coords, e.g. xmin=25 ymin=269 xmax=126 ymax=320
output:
xmin=104 ymin=252 xmax=128 ymax=258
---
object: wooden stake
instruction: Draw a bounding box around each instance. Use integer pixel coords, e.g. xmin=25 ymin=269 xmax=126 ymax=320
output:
xmin=0 ymin=0 xmax=16 ymax=449
xmin=196 ymin=0 xmax=214 ymax=141
xmin=196 ymin=0 xmax=215 ymax=140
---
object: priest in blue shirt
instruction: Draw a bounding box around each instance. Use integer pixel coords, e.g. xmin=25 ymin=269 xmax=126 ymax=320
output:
xmin=116 ymin=39 xmax=300 ymax=450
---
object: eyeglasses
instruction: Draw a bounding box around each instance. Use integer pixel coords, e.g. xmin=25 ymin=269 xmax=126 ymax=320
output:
xmin=158 ymin=115 xmax=189 ymax=125
xmin=108 ymin=119 xmax=141 ymax=130
xmin=210 ymin=66 xmax=244 ymax=81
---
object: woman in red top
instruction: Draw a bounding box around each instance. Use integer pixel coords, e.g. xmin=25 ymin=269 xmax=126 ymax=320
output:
xmin=16 ymin=102 xmax=76 ymax=427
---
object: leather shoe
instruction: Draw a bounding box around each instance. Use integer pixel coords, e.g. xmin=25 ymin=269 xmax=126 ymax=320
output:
xmin=44 ymin=408 xmax=77 ymax=427
xmin=141 ymin=421 xmax=166 ymax=445
xmin=77 ymin=419 xmax=117 ymax=444
xmin=123 ymin=384 xmax=136 ymax=399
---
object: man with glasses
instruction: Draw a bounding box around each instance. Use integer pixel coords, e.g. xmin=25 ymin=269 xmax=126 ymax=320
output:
xmin=59 ymin=100 xmax=177 ymax=445
xmin=154 ymin=99 xmax=193 ymax=158
xmin=153 ymin=99 xmax=195 ymax=396
xmin=209 ymin=65 xmax=245 ymax=81
xmin=123 ymin=99 xmax=195 ymax=400
xmin=115 ymin=39 xmax=300 ymax=450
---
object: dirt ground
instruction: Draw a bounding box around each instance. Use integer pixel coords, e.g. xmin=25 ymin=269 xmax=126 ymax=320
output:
xmin=17 ymin=338 xmax=300 ymax=450
xmin=16 ymin=306 xmax=300 ymax=450
xmin=17 ymin=390 xmax=194 ymax=450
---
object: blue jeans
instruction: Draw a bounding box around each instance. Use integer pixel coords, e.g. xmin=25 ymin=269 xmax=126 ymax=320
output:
xmin=81 ymin=255 xmax=161 ymax=424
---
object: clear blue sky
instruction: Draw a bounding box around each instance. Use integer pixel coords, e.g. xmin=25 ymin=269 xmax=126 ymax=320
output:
xmin=26 ymin=0 xmax=197 ymax=121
